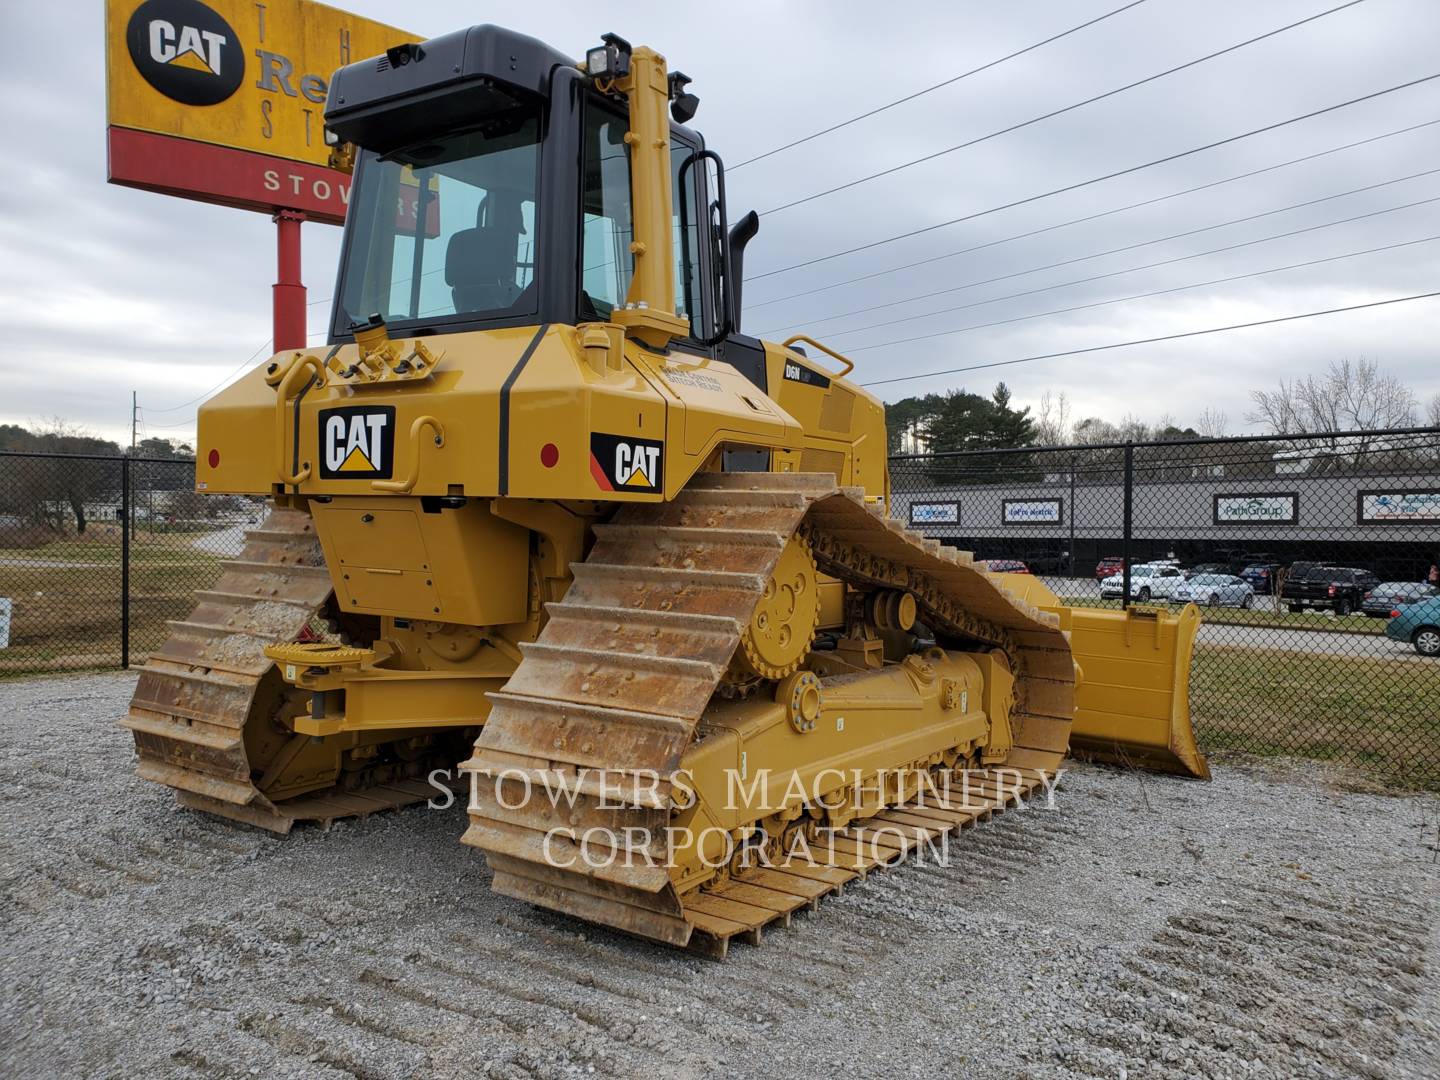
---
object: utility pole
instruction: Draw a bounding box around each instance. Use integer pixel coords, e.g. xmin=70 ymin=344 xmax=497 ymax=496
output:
xmin=131 ymin=391 xmax=138 ymax=453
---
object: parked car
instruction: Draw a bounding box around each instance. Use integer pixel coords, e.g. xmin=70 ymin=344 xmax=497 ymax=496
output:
xmin=1360 ymin=582 xmax=1440 ymax=618
xmin=1280 ymin=565 xmax=1379 ymax=616
xmin=1017 ymin=550 xmax=1069 ymax=574
xmin=1208 ymin=548 xmax=1251 ymax=573
xmin=1186 ymin=562 xmax=1231 ymax=579
xmin=1239 ymin=562 xmax=1282 ymax=595
xmin=984 ymin=559 xmax=1031 ymax=574
xmin=1099 ymin=563 xmax=1187 ymax=602
xmin=1384 ymin=595 xmax=1440 ymax=656
xmin=1094 ymin=556 xmax=1126 ymax=581
xmin=1239 ymin=551 xmax=1280 ymax=567
xmin=1175 ymin=573 xmax=1255 ymax=608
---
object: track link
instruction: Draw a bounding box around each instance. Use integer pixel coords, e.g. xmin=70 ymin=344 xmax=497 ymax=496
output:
xmin=461 ymin=472 xmax=1074 ymax=954
xmin=122 ymin=507 xmax=457 ymax=833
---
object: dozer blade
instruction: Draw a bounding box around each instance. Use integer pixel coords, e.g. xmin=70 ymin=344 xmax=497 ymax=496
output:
xmin=997 ymin=574 xmax=1208 ymax=779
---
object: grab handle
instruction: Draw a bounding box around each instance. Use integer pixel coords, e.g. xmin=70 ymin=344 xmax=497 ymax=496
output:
xmin=372 ymin=415 xmax=445 ymax=493
xmin=274 ymin=355 xmax=327 ymax=486
xmin=781 ymin=334 xmax=855 ymax=378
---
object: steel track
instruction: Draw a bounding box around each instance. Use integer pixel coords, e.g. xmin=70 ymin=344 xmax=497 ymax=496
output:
xmin=122 ymin=507 xmax=463 ymax=833
xmin=462 ymin=472 xmax=1075 ymax=954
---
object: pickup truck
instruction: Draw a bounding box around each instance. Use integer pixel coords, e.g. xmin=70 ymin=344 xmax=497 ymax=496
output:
xmin=1281 ymin=565 xmax=1379 ymax=616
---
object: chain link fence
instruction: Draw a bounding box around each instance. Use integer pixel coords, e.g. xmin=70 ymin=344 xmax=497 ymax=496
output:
xmin=4 ymin=433 xmax=1439 ymax=784
xmin=0 ymin=451 xmax=258 ymax=674
xmin=890 ymin=427 xmax=1440 ymax=788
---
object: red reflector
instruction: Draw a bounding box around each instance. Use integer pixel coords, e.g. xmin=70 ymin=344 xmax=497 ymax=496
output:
xmin=540 ymin=443 xmax=559 ymax=468
xmin=1391 ymin=610 xmax=1402 ymax=618
xmin=207 ymin=449 xmax=220 ymax=469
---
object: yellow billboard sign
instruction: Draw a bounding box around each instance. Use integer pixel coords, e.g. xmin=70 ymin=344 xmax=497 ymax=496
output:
xmin=105 ymin=0 xmax=418 ymax=222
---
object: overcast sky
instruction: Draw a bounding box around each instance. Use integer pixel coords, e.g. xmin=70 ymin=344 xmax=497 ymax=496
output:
xmin=3 ymin=0 xmax=1438 ymax=447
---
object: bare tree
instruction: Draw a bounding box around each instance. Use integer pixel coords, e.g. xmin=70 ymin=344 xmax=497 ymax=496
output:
xmin=1427 ymin=391 xmax=1440 ymax=428
xmin=1249 ymin=357 xmax=1416 ymax=435
xmin=1034 ymin=390 xmax=1072 ymax=446
xmin=1072 ymin=416 xmax=1119 ymax=445
xmin=1249 ymin=357 xmax=1421 ymax=471
xmin=1117 ymin=412 xmax=1153 ymax=443
xmin=15 ymin=420 xmax=121 ymax=534
xmin=1197 ymin=407 xmax=1228 ymax=438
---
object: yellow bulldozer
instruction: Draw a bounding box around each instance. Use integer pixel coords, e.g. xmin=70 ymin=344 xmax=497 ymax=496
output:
xmin=124 ymin=25 xmax=1205 ymax=956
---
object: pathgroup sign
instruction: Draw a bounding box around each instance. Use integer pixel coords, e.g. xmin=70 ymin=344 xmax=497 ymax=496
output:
xmin=909 ymin=502 xmax=960 ymax=526
xmin=1357 ymin=489 xmax=1440 ymax=524
xmin=1213 ymin=493 xmax=1298 ymax=524
xmin=1002 ymin=499 xmax=1063 ymax=525
xmin=105 ymin=0 xmax=417 ymax=223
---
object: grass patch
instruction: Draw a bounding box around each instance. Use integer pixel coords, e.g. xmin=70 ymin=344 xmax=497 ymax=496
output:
xmin=1191 ymin=645 xmax=1440 ymax=789
xmin=0 ymin=552 xmax=224 ymax=676
xmin=0 ymin=530 xmax=230 ymax=566
xmin=1063 ymin=595 xmax=1387 ymax=635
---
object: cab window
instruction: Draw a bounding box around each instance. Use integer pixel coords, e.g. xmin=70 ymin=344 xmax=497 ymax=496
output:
xmin=579 ymin=98 xmax=704 ymax=335
xmin=580 ymin=103 xmax=633 ymax=320
xmin=671 ymin=137 xmax=704 ymax=332
xmin=339 ymin=111 xmax=540 ymax=329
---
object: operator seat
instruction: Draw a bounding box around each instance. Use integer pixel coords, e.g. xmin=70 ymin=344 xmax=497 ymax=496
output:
xmin=445 ymin=196 xmax=525 ymax=314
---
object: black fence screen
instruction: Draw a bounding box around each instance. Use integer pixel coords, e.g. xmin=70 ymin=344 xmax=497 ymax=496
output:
xmin=889 ymin=428 xmax=1440 ymax=787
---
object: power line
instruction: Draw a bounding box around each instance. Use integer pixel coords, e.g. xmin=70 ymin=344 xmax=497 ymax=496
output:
xmin=748 ymin=70 xmax=1440 ymax=281
xmin=825 ymin=234 xmax=1440 ymax=347
xmin=833 ymin=194 xmax=1440 ymax=341
xmin=745 ymin=118 xmax=1440 ymax=311
xmin=144 ymin=327 xmax=331 ymax=419
xmin=759 ymin=171 xmax=1440 ymax=337
xmin=732 ymin=0 xmax=1150 ymax=170
xmin=760 ymin=0 xmax=1368 ymax=216
xmin=858 ymin=291 xmax=1440 ymax=386
xmin=145 ymin=338 xmax=276 ymax=413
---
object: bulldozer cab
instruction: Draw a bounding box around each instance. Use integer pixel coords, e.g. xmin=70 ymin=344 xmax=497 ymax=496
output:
xmin=326 ymin=25 xmax=740 ymax=363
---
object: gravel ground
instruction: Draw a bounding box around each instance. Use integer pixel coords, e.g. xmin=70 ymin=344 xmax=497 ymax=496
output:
xmin=2 ymin=672 xmax=1436 ymax=1080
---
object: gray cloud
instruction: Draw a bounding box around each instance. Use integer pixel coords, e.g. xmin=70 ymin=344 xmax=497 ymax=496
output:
xmin=2 ymin=0 xmax=1436 ymax=446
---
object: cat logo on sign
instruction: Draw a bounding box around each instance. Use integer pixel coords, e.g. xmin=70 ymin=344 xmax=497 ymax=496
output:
xmin=319 ymin=406 xmax=396 ymax=480
xmin=125 ymin=0 xmax=245 ymax=106
xmin=589 ymin=433 xmax=664 ymax=494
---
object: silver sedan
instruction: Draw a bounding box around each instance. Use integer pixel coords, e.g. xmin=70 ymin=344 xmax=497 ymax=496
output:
xmin=1174 ymin=573 xmax=1255 ymax=608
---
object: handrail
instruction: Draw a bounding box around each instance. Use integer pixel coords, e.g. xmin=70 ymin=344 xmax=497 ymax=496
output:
xmin=678 ymin=148 xmax=735 ymax=348
xmin=372 ymin=415 xmax=445 ymax=493
xmin=781 ymin=334 xmax=855 ymax=378
xmin=274 ymin=355 xmax=327 ymax=486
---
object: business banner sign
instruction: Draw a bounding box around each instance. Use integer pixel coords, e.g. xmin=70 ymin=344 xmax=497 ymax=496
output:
xmin=1357 ymin=489 xmax=1440 ymax=524
xmin=1213 ymin=493 xmax=1298 ymax=524
xmin=908 ymin=502 xmax=960 ymax=526
xmin=1002 ymin=498 xmax=1063 ymax=525
xmin=105 ymin=0 xmax=417 ymax=222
